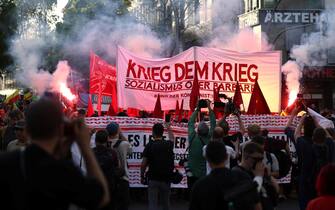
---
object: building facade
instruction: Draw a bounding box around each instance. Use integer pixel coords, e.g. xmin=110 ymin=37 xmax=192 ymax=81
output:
xmin=239 ymin=0 xmax=335 ymax=109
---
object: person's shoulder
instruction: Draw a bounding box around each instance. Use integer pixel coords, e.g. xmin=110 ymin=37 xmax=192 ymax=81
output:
xmin=306 ymin=196 xmax=335 ymax=210
xmin=270 ymin=153 xmax=278 ymax=159
xmin=0 ymin=150 xmax=20 ymax=165
xmin=192 ymin=175 xmax=213 ymax=190
xmin=225 ymin=145 xmax=234 ymax=152
xmin=119 ymin=140 xmax=131 ymax=148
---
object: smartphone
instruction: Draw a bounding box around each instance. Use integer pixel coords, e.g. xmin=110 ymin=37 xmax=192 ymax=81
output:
xmin=165 ymin=114 xmax=171 ymax=123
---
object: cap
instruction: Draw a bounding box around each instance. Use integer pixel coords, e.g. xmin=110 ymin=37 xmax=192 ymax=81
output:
xmin=106 ymin=122 xmax=119 ymax=136
xmin=198 ymin=121 xmax=209 ymax=136
xmin=14 ymin=120 xmax=25 ymax=130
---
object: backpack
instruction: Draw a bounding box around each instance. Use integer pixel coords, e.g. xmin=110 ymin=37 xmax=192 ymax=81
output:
xmin=93 ymin=147 xmax=120 ymax=190
xmin=113 ymin=140 xmax=127 ymax=178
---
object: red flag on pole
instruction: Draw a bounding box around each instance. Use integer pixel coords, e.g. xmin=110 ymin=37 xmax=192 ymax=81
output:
xmin=178 ymin=99 xmax=184 ymax=122
xmin=247 ymin=80 xmax=271 ymax=114
xmin=107 ymin=101 xmax=117 ymax=116
xmin=233 ymin=81 xmax=244 ymax=111
xmin=87 ymin=94 xmax=94 ymax=117
xmin=153 ymin=94 xmax=163 ymax=118
xmin=175 ymin=100 xmax=180 ymax=121
xmin=189 ymin=69 xmax=200 ymax=111
xmin=213 ymin=88 xmax=221 ymax=118
xmin=89 ymin=52 xmax=118 ymax=116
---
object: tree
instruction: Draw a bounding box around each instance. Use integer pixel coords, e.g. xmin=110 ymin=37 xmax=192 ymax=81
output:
xmin=0 ymin=0 xmax=17 ymax=71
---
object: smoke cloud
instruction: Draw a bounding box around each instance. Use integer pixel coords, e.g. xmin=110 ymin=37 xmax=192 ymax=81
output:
xmin=205 ymin=0 xmax=272 ymax=52
xmin=283 ymin=9 xmax=335 ymax=94
xmin=10 ymin=1 xmax=169 ymax=94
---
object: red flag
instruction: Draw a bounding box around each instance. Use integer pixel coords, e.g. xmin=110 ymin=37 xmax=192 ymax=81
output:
xmin=189 ymin=69 xmax=200 ymax=111
xmin=175 ymin=100 xmax=180 ymax=121
xmin=178 ymin=99 xmax=184 ymax=122
xmin=153 ymin=94 xmax=163 ymax=118
xmin=107 ymin=101 xmax=117 ymax=116
xmin=127 ymin=108 xmax=140 ymax=117
xmin=247 ymin=80 xmax=271 ymax=114
xmin=89 ymin=52 xmax=118 ymax=116
xmin=233 ymin=81 xmax=244 ymax=111
xmin=213 ymin=88 xmax=221 ymax=118
xmin=87 ymin=94 xmax=94 ymax=117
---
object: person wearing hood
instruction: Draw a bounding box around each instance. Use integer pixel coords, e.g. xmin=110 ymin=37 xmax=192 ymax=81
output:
xmin=187 ymin=100 xmax=216 ymax=191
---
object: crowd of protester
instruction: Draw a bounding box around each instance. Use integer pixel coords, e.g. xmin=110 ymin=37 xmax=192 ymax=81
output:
xmin=0 ymin=94 xmax=334 ymax=210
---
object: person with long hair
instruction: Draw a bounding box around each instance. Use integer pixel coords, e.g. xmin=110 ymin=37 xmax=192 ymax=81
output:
xmin=307 ymin=163 xmax=335 ymax=210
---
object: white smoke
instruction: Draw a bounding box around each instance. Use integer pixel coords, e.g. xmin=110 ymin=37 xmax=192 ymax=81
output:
xmin=11 ymin=38 xmax=52 ymax=94
xmin=205 ymin=0 xmax=272 ymax=52
xmin=283 ymin=9 xmax=335 ymax=94
xmin=11 ymin=36 xmax=73 ymax=94
xmin=69 ymin=18 xmax=166 ymax=59
xmin=11 ymin=1 xmax=169 ymax=94
xmin=282 ymin=61 xmax=301 ymax=94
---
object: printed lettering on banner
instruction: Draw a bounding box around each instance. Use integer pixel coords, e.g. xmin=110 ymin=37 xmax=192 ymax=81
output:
xmin=117 ymin=47 xmax=281 ymax=112
xmin=85 ymin=116 xmax=297 ymax=187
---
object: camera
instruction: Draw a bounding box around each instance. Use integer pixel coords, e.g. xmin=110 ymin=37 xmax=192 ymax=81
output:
xmin=63 ymin=118 xmax=77 ymax=139
xmin=198 ymin=99 xmax=208 ymax=108
xmin=219 ymin=94 xmax=240 ymax=115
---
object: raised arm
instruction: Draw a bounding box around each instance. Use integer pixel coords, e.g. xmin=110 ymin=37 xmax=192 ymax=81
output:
xmin=217 ymin=114 xmax=227 ymax=129
xmin=165 ymin=122 xmax=175 ymax=142
xmin=75 ymin=121 xmax=110 ymax=207
xmin=188 ymin=108 xmax=199 ymax=139
xmin=294 ymin=115 xmax=306 ymax=140
xmin=286 ymin=107 xmax=299 ymax=128
xmin=208 ymin=100 xmax=216 ymax=136
xmin=236 ymin=113 xmax=245 ymax=135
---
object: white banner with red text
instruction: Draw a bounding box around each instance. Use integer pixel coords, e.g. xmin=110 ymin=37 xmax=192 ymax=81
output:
xmin=85 ymin=115 xmax=298 ymax=187
xmin=117 ymin=47 xmax=282 ymax=112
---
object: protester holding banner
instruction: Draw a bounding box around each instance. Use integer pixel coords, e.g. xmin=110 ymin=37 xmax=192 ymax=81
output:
xmin=106 ymin=122 xmax=132 ymax=210
xmin=141 ymin=123 xmax=175 ymax=210
xmin=187 ymin=100 xmax=216 ymax=191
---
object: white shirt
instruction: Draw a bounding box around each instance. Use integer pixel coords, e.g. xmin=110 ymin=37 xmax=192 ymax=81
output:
xmin=108 ymin=138 xmax=133 ymax=181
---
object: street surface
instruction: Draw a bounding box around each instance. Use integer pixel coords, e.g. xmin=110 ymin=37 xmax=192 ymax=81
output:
xmin=130 ymin=199 xmax=299 ymax=210
xmin=129 ymin=189 xmax=299 ymax=210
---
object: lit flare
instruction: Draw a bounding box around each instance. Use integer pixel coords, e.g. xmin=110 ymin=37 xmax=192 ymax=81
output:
xmin=59 ymin=82 xmax=76 ymax=101
xmin=288 ymin=90 xmax=298 ymax=107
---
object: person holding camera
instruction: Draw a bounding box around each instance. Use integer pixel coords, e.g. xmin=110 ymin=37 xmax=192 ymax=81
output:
xmin=0 ymin=98 xmax=110 ymax=210
xmin=141 ymin=123 xmax=175 ymax=210
xmin=187 ymin=100 xmax=216 ymax=191
xmin=216 ymin=111 xmax=244 ymax=168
